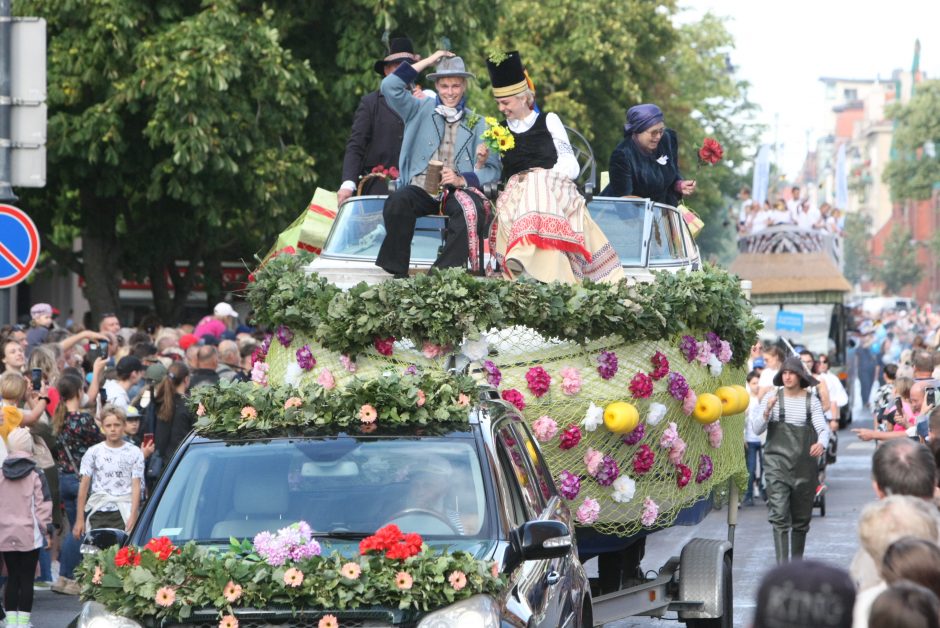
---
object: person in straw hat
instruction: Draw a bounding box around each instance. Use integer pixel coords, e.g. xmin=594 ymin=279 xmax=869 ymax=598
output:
xmin=482 ymin=51 xmax=623 ymax=284
xmin=376 ymin=49 xmax=501 ymax=278
xmin=750 ymin=356 xmax=830 ymax=563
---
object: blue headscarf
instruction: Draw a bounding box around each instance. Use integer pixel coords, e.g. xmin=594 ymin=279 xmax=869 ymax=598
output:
xmin=623 ymin=104 xmax=664 ymax=136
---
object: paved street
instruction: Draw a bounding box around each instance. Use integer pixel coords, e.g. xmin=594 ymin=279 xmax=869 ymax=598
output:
xmin=31 ymin=410 xmax=877 ymax=627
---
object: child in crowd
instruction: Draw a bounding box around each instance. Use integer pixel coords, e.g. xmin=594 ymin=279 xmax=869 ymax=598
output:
xmin=892 ymin=377 xmax=916 ymax=431
xmin=743 ymin=370 xmax=764 ymax=506
xmin=873 ymin=363 xmax=898 ymax=430
xmin=74 ymin=405 xmax=144 ymax=539
xmin=0 ymin=428 xmax=53 ymax=628
xmin=1 ymin=372 xmax=26 ymax=441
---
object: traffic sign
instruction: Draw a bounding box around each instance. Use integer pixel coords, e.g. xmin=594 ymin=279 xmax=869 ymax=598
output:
xmin=0 ymin=204 xmax=40 ymax=288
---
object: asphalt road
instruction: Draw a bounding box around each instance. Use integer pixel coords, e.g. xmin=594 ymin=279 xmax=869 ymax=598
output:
xmin=30 ymin=411 xmax=877 ymax=628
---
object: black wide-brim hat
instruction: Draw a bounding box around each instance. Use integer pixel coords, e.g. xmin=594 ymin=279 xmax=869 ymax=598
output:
xmin=373 ymin=37 xmax=419 ymax=75
xmin=773 ymin=356 xmax=819 ymax=388
xmin=486 ymin=51 xmax=527 ymax=98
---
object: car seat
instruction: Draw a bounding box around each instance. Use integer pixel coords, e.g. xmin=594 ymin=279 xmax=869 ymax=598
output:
xmin=210 ymin=466 xmax=290 ymax=539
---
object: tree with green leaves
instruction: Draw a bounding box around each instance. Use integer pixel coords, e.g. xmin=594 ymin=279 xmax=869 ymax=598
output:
xmin=882 ymin=80 xmax=940 ymax=202
xmin=876 ymin=225 xmax=921 ymax=294
xmin=842 ymin=212 xmax=872 ymax=286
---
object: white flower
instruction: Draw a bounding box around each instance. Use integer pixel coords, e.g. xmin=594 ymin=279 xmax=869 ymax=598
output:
xmin=647 ymin=402 xmax=667 ymax=426
xmin=708 ymin=354 xmax=723 ymax=377
xmin=611 ymin=475 xmax=636 ymax=503
xmin=581 ymin=402 xmax=604 ymax=432
xmin=460 ymin=335 xmax=489 ymax=362
xmin=656 ymin=154 xmax=669 ymax=165
xmin=284 ymin=361 xmax=302 ymax=386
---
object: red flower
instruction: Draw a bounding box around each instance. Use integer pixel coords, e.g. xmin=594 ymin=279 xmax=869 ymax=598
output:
xmin=649 ymin=351 xmax=669 ymax=380
xmin=144 ymin=537 xmax=176 ymax=561
xmin=388 ymin=166 xmax=400 ymax=179
xmin=114 ymin=547 xmax=141 ymax=567
xmin=374 ymin=336 xmax=396 ymax=356
xmin=371 ymin=165 xmax=387 ymax=175
xmin=359 ymin=525 xmax=423 ymax=560
xmin=628 ymin=372 xmax=654 ymax=399
xmin=698 ymin=138 xmax=723 ymax=165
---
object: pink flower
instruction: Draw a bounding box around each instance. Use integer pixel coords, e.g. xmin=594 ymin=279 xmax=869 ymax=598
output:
xmin=416 ymin=389 xmax=426 ymax=407
xmin=718 ymin=340 xmax=733 ymax=364
xmin=633 ymin=444 xmax=655 ymax=475
xmin=422 ymin=342 xmax=445 ymax=359
xmin=223 ymin=580 xmax=242 ymax=602
xmin=395 ymin=571 xmax=414 ymax=590
xmin=559 ymin=424 xmax=582 ymax=450
xmin=576 ymin=497 xmax=600 ymax=524
xmin=240 ymin=406 xmax=257 ymax=419
xmin=695 ymin=342 xmax=712 ymax=365
xmin=457 ymin=393 xmax=470 ymax=407
xmin=532 ymin=415 xmax=559 ymax=442
xmin=317 ymin=368 xmax=335 ymax=390
xmin=668 ymin=437 xmax=687 ymax=465
xmin=659 ymin=422 xmax=679 ymax=449
xmin=525 ymin=366 xmax=552 ymax=397
xmin=682 ymin=389 xmax=697 ymax=415
xmin=359 ymin=404 xmax=377 ymax=424
xmin=448 ymin=570 xmax=467 ymax=591
xmin=703 ymin=421 xmax=723 ymax=448
xmin=676 ymin=463 xmax=692 ymax=488
xmin=318 ymin=615 xmax=338 ymax=628
xmin=501 ymin=389 xmax=526 ymax=410
xmin=92 ymin=565 xmax=103 ymax=585
xmin=341 ymin=562 xmax=361 ymax=580
xmin=155 ymin=586 xmax=176 ymax=607
xmin=284 ymin=397 xmax=303 ymax=409
xmin=251 ymin=361 xmax=269 ymax=386
xmin=628 ymin=372 xmax=654 ymax=399
xmin=491 ymin=562 xmax=500 ymax=578
xmin=219 ymin=615 xmax=239 ymax=628
xmin=641 ymin=497 xmax=659 ymax=526
xmin=583 ymin=447 xmax=603 ymax=475
xmin=283 ymin=567 xmax=304 ymax=587
xmin=196 ymin=403 xmax=206 ymax=417
xmin=340 ymin=354 xmax=358 ymax=372
xmin=559 ymin=366 xmax=582 ymax=395
xmin=374 ymin=336 xmax=395 ymax=356
xmin=649 ymin=351 xmax=669 ymax=380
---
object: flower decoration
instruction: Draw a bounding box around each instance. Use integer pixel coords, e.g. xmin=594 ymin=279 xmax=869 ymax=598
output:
xmin=373 ymin=337 xmax=395 ymax=356
xmin=659 ymin=422 xmax=679 ymax=449
xmin=667 ymin=372 xmax=689 ymax=402
xmin=369 ymin=164 xmax=401 ymax=180
xmin=696 ymin=454 xmax=714 ymax=483
xmin=155 ymin=586 xmax=176 ymax=607
xmin=628 ymin=372 xmax=654 ymax=399
xmin=448 ymin=570 xmax=468 ymax=591
xmin=284 ymin=396 xmax=303 ymax=409
xmin=668 ymin=437 xmax=687 ymax=466
xmin=460 ymin=335 xmax=489 ymax=361
xmin=584 ymin=448 xmax=603 ymax=475
xmin=641 ymin=497 xmax=659 ymax=527
xmin=482 ymin=118 xmax=516 ymax=155
xmin=698 ymin=137 xmax=723 ymax=165
xmin=114 ymin=547 xmax=141 ymax=568
xmin=649 ymin=352 xmax=669 ymax=380
xmin=682 ymin=389 xmax=697 ymax=415
xmin=340 ymin=354 xmax=358 ymax=373
xmin=144 ymin=536 xmax=176 ymax=561
xmin=676 ymin=463 xmax=692 ymax=488
xmin=296 ymin=345 xmax=316 ymax=371
xmin=395 ymin=571 xmax=414 ymax=590
xmin=253 ymin=522 xmax=321 ymax=567
xmin=622 ymin=423 xmax=645 ymax=446
xmin=92 ymin=565 xmax=103 ymax=585
xmin=359 ymin=524 xmax=423 ymax=560
xmin=708 ymin=354 xmax=723 ymax=377
xmin=597 ymin=350 xmax=619 ymax=380
xmin=196 ymin=403 xmax=206 ymax=417
xmin=340 ymin=562 xmax=361 ymax=580
xmin=276 ymin=324 xmax=294 ymax=347
xmin=317 ymin=368 xmax=335 ymax=390
xmin=559 ymin=366 xmax=582 ymax=395
xmin=576 ymin=497 xmax=600 ymax=524
xmin=482 ymin=360 xmax=502 ymax=386
xmin=718 ymin=340 xmax=733 ymax=364
xmin=696 ymin=342 xmax=712 ymax=365
xmin=703 ymin=421 xmax=723 ymax=448
xmin=422 ymin=342 xmax=446 ymax=359
xmin=318 ymin=616 xmax=338 ymax=628
xmin=250 ymin=361 xmax=269 ymax=385
xmin=704 ymin=331 xmax=722 ymax=355
xmin=647 ymin=402 xmax=668 ymax=427
xmin=581 ymin=402 xmax=604 ymax=432
xmin=632 ymin=445 xmax=655 ymax=475
xmin=679 ymin=335 xmax=698 ymax=363
xmin=611 ymin=475 xmax=637 ymax=503
xmin=220 ymin=615 xmax=239 ymax=628
xmin=416 ymin=389 xmax=426 ymax=407
xmin=359 ymin=404 xmax=377 ymax=424
xmin=501 ymin=388 xmax=526 ymax=410
xmin=558 ymin=470 xmax=581 ymax=500
xmin=559 ymin=424 xmax=582 ymax=450
xmin=240 ymin=406 xmax=257 ymax=420
xmin=457 ymin=393 xmax=470 ymax=407
xmin=223 ymin=581 xmax=243 ymax=602
xmin=532 ymin=415 xmax=559 ymax=442
xmin=594 ymin=455 xmax=620 ymax=487
xmin=283 ymin=567 xmax=305 ymax=587
xmin=525 ymin=366 xmax=552 ymax=397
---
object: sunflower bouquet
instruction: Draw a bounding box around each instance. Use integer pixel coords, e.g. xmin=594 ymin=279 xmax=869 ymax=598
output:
xmin=481 ymin=117 xmax=515 ymax=155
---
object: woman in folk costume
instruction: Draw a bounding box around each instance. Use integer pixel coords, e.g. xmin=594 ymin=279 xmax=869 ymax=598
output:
xmin=483 ymin=52 xmax=624 ymax=284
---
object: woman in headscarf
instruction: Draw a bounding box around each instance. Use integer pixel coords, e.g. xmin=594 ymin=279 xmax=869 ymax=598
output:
xmin=483 ymin=51 xmax=624 ymax=284
xmin=601 ymin=104 xmax=696 ymax=205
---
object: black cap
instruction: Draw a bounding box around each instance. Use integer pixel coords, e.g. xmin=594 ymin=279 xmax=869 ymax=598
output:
xmin=116 ymin=355 xmax=145 ymax=378
xmin=486 ymin=51 xmax=527 ymax=98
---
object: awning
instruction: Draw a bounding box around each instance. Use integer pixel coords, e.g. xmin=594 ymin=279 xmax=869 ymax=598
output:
xmin=729 ymin=252 xmax=851 ymax=304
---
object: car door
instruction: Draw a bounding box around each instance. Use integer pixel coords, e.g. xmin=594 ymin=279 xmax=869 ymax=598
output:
xmin=494 ymin=420 xmax=568 ymax=628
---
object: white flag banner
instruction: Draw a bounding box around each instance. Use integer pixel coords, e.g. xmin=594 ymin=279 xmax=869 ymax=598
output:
xmin=835 ymin=143 xmax=849 ymax=209
xmin=752 ymin=144 xmax=771 ymax=205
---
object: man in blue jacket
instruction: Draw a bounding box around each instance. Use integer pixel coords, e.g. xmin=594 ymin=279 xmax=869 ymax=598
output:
xmin=376 ymin=50 xmax=501 ymax=278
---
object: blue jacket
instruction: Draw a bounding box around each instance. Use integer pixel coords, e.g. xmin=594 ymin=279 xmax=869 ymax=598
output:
xmin=381 ymin=64 xmax=500 ymax=189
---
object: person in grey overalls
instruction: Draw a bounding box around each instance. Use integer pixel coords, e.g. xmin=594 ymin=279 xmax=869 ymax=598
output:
xmin=750 ymin=356 xmax=830 ymax=563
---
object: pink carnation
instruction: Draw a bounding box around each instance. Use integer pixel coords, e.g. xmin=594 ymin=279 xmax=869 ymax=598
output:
xmin=501 ymin=388 xmax=526 ymax=410
xmin=525 ymin=366 xmax=552 ymax=398
xmin=317 ymin=368 xmax=335 ymax=390
xmin=633 ymin=444 xmax=655 ymax=474
xmin=718 ymin=340 xmax=733 ymax=364
xmin=340 ymin=354 xmax=358 ymax=372
xmin=629 ymin=372 xmax=654 ymax=399
xmin=682 ymin=389 xmax=697 ymax=415
xmin=695 ymin=342 xmax=712 ymax=365
xmin=668 ymin=437 xmax=687 ymax=465
xmin=659 ymin=422 xmax=679 ymax=449
xmin=649 ymin=351 xmax=669 ymax=380
xmin=583 ymin=448 xmax=603 ymax=475
xmin=576 ymin=497 xmax=600 ymax=524
xmin=559 ymin=424 xmax=582 ymax=450
xmin=532 ymin=416 xmax=559 ymax=442
xmin=703 ymin=421 xmax=723 ymax=448
xmin=422 ymin=342 xmax=445 ymax=359
xmin=641 ymin=497 xmax=659 ymax=526
xmin=559 ymin=366 xmax=582 ymax=395
xmin=374 ymin=337 xmax=395 ymax=356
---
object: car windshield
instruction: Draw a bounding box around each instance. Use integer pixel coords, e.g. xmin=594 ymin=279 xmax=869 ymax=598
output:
xmin=146 ymin=437 xmax=490 ymax=544
xmin=588 ymin=198 xmax=647 ymax=266
xmin=322 ymin=197 xmax=443 ymax=261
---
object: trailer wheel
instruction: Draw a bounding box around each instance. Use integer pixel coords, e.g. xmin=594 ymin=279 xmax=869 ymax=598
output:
xmin=686 ymin=554 xmax=732 ymax=628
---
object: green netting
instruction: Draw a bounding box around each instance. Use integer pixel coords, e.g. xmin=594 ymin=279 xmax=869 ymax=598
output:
xmin=266 ymin=327 xmax=747 ymax=538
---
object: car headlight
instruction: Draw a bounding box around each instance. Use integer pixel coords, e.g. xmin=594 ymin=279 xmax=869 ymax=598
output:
xmin=417 ymin=594 xmax=500 ymax=628
xmin=76 ymin=601 xmax=144 ymax=628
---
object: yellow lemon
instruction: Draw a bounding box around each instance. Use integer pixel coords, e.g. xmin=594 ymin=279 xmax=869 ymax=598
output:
xmin=604 ymin=401 xmax=640 ymax=434
xmin=693 ymin=393 xmax=723 ymax=424
xmin=715 ymin=386 xmax=742 ymax=416
xmin=732 ymin=385 xmax=751 ymax=414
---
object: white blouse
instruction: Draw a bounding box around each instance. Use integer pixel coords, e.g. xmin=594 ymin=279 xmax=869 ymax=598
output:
xmin=507 ymin=111 xmax=580 ymax=181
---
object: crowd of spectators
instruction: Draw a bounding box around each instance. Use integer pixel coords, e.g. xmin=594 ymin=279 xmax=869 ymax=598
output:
xmin=735 ymin=185 xmax=844 ymax=237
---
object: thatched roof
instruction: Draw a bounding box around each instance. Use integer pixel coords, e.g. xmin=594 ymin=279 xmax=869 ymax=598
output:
xmin=728 ymin=252 xmax=852 ymax=298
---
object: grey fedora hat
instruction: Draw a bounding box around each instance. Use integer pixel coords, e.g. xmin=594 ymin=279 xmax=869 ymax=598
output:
xmin=426 ymin=56 xmax=475 ymax=81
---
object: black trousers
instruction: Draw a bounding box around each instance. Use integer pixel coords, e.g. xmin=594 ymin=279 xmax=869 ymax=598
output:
xmin=3 ymin=548 xmax=40 ymax=612
xmin=376 ymin=185 xmax=485 ymax=276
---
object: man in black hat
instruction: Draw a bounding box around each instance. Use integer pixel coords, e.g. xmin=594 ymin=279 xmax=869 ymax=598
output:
xmin=337 ymin=37 xmax=422 ymax=205
xmin=750 ymin=356 xmax=830 ymax=563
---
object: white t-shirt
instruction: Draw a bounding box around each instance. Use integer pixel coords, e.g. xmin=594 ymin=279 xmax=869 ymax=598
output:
xmin=79 ymin=441 xmax=144 ymax=511
xmin=758 ymin=367 xmax=778 ymax=389
xmin=102 ymin=380 xmax=130 ymax=410
xmin=794 ymin=206 xmax=821 ymax=230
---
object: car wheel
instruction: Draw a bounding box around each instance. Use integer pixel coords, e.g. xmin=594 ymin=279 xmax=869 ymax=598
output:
xmin=686 ymin=554 xmax=732 ymax=628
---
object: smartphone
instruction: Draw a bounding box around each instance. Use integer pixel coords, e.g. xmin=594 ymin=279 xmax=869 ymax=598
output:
xmin=30 ymin=367 xmax=43 ymax=391
xmin=927 ymin=387 xmax=937 ymax=408
xmin=100 ymin=387 xmax=108 ymax=403
xmin=88 ymin=342 xmax=99 ymax=361
xmin=99 ymin=339 xmax=110 ymax=357
xmin=142 ymin=433 xmax=154 ymax=447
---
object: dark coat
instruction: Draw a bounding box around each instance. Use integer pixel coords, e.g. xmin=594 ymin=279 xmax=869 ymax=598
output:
xmin=341 ymin=90 xmax=405 ymax=195
xmin=154 ymin=394 xmax=194 ymax=460
xmin=601 ymin=128 xmax=684 ymax=206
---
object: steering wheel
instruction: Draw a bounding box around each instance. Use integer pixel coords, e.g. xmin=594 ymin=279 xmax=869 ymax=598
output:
xmin=385 ymin=508 xmax=460 ymax=534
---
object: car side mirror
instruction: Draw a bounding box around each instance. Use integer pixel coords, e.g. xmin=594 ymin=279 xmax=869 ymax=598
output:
xmin=513 ymin=520 xmax=572 ymax=561
xmin=80 ymin=528 xmax=129 ymax=555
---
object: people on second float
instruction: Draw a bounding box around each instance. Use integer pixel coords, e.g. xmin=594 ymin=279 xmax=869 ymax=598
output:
xmin=482 ymin=51 xmax=623 ymax=284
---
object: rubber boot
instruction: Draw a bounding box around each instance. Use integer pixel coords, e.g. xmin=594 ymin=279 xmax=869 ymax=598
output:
xmin=773 ymin=530 xmax=790 ymax=564
xmin=791 ymin=530 xmax=807 ymax=560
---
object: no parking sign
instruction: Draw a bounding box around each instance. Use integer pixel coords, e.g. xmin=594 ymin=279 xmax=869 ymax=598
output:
xmin=0 ymin=204 xmax=40 ymax=288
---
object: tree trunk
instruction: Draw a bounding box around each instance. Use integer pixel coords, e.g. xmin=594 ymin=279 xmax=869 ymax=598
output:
xmin=203 ymin=255 xmax=223 ymax=310
xmin=149 ymin=261 xmax=174 ymax=324
xmin=80 ymin=223 xmax=122 ymax=325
